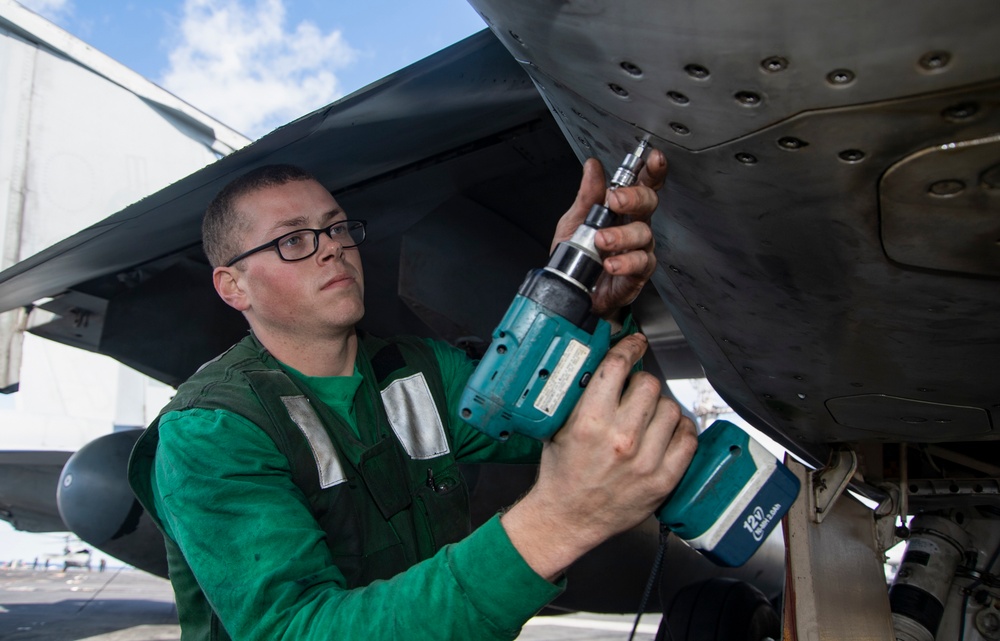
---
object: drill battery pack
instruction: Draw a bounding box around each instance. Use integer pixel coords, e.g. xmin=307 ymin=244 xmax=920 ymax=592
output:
xmin=656 ymin=419 xmax=801 ymax=567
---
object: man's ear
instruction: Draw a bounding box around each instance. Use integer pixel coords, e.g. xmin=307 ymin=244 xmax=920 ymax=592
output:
xmin=213 ymin=266 xmax=250 ymax=312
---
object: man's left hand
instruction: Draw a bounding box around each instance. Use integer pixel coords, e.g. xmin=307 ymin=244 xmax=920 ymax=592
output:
xmin=549 ymin=148 xmax=668 ymax=323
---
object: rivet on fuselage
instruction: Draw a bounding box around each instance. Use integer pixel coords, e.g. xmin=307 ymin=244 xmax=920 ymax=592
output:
xmin=667 ymin=91 xmax=690 ymax=105
xmin=684 ymin=64 xmax=710 ymax=80
xmin=761 ymin=56 xmax=788 ymax=73
xmin=826 ymin=69 xmax=855 ymax=86
xmin=942 ymin=102 xmax=978 ymax=122
xmin=621 ymin=61 xmax=643 ymax=76
xmin=928 ymin=180 xmax=966 ymax=197
xmin=778 ymin=137 xmax=807 ymax=150
xmin=919 ymin=50 xmax=951 ymax=72
xmin=981 ymin=163 xmax=1000 ymax=190
xmin=735 ymin=91 xmax=762 ymax=107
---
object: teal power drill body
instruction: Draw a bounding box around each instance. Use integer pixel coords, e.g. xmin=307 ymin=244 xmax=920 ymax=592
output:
xmin=458 ymin=143 xmax=800 ymax=567
xmin=458 ymin=141 xmax=648 ymax=441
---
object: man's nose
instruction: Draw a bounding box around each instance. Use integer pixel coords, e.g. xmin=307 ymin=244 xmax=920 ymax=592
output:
xmin=316 ymin=230 xmax=345 ymax=261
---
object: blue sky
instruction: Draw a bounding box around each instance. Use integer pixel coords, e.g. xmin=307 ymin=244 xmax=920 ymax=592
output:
xmin=19 ymin=0 xmax=487 ymax=138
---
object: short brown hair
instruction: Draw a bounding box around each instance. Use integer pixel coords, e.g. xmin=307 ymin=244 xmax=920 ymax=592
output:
xmin=202 ymin=164 xmax=317 ymax=267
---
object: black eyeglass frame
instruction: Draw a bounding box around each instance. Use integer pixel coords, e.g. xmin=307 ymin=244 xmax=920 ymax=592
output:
xmin=224 ymin=219 xmax=367 ymax=267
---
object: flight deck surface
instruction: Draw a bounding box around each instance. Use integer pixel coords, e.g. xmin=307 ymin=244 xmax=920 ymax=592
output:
xmin=1 ymin=567 xmax=660 ymax=640
xmin=0 ymin=567 xmax=177 ymax=640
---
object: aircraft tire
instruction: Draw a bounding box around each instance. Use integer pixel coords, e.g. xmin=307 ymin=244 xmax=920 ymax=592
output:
xmin=657 ymin=577 xmax=780 ymax=641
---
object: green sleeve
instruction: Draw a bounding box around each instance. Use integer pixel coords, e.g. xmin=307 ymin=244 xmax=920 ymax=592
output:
xmin=422 ymin=338 xmax=542 ymax=464
xmin=610 ymin=309 xmax=639 ymax=345
xmin=154 ymin=409 xmax=562 ymax=641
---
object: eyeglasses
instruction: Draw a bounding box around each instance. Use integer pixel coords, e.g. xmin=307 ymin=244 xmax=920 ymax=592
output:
xmin=225 ymin=219 xmax=367 ymax=267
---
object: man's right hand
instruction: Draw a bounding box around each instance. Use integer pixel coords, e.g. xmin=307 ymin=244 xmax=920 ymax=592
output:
xmin=499 ymin=333 xmax=697 ymax=581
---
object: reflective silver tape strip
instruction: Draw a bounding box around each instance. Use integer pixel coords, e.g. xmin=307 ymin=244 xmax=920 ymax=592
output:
xmin=280 ymin=395 xmax=347 ymax=488
xmin=380 ymin=373 xmax=450 ymax=460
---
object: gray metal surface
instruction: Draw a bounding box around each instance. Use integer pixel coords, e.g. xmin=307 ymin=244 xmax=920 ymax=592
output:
xmin=468 ymin=1 xmax=999 ymax=150
xmin=467 ymin=0 xmax=1000 ymax=463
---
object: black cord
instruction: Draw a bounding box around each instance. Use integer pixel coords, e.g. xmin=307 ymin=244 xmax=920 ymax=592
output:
xmin=958 ymin=592 xmax=968 ymax=640
xmin=77 ymin=565 xmax=124 ymax=613
xmin=629 ymin=524 xmax=672 ymax=641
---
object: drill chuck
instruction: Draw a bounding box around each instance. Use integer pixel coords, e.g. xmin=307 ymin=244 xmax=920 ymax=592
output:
xmin=519 ymin=268 xmax=599 ymax=333
xmin=611 ymin=140 xmax=648 ymax=189
xmin=544 ymin=207 xmax=607 ymax=296
xmin=544 ymin=195 xmax=621 ymax=294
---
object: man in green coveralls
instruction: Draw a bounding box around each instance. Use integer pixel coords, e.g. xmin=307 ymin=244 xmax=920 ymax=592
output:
xmin=128 ymin=149 xmax=697 ymax=640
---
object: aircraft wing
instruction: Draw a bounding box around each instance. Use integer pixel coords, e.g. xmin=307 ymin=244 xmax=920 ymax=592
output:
xmin=0 ymin=450 xmax=70 ymax=532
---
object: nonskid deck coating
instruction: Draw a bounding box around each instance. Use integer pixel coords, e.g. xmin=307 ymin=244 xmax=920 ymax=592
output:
xmin=0 ymin=567 xmax=660 ymax=640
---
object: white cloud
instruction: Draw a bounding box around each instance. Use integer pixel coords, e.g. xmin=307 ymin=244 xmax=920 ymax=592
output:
xmin=161 ymin=0 xmax=357 ymax=139
xmin=18 ymin=0 xmax=73 ymax=22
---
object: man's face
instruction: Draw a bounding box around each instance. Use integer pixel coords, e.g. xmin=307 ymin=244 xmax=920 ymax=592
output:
xmin=221 ymin=178 xmax=365 ymax=341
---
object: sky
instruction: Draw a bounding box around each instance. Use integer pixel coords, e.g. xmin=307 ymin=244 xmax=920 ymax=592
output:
xmin=17 ymin=0 xmax=489 ymax=138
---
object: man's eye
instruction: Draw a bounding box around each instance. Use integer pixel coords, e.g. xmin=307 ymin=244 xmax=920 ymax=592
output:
xmin=329 ymin=223 xmax=347 ymax=236
xmin=281 ymin=233 xmax=306 ymax=248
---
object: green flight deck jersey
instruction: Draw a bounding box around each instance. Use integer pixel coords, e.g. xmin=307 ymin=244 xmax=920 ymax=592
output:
xmin=128 ymin=333 xmax=559 ymax=640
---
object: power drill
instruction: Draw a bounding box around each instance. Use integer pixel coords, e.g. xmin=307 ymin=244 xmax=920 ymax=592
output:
xmin=458 ymin=140 xmax=650 ymax=441
xmin=458 ymin=143 xmax=800 ymax=567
